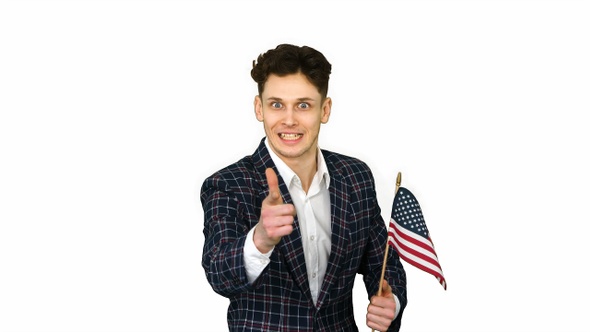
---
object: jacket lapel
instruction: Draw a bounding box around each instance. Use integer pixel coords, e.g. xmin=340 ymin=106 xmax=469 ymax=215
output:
xmin=316 ymin=162 xmax=350 ymax=308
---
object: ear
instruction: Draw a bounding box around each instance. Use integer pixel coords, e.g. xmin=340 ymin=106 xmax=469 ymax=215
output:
xmin=320 ymin=97 xmax=332 ymax=124
xmin=254 ymin=95 xmax=264 ymax=122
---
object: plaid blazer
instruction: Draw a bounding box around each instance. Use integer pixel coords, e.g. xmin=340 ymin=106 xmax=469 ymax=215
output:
xmin=201 ymin=138 xmax=407 ymax=331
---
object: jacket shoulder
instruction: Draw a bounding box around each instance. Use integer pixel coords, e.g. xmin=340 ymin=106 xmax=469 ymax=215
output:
xmin=202 ymin=155 xmax=258 ymax=191
xmin=322 ymin=149 xmax=372 ymax=178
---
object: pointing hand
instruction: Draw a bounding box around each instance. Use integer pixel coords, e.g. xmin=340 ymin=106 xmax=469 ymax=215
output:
xmin=254 ymin=168 xmax=296 ymax=253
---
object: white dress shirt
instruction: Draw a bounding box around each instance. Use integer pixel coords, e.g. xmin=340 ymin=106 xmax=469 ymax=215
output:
xmin=244 ymin=139 xmax=331 ymax=305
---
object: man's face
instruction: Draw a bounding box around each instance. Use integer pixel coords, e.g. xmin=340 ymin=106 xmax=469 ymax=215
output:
xmin=254 ymin=72 xmax=331 ymax=167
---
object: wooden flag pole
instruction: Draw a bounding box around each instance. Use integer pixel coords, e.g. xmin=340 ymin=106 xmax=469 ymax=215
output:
xmin=371 ymin=172 xmax=402 ymax=332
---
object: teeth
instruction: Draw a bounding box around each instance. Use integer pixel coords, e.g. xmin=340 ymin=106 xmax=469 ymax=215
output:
xmin=280 ymin=133 xmax=301 ymax=140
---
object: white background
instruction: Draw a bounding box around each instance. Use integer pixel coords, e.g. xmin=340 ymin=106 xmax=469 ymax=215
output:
xmin=1 ymin=0 xmax=589 ymax=331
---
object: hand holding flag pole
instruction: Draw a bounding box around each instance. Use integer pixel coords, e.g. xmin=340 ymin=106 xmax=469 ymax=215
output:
xmin=372 ymin=172 xmax=446 ymax=331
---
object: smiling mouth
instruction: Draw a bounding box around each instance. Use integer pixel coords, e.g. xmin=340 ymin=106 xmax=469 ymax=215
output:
xmin=280 ymin=133 xmax=302 ymax=140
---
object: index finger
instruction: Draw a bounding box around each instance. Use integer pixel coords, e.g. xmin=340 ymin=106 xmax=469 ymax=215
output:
xmin=265 ymin=168 xmax=283 ymax=204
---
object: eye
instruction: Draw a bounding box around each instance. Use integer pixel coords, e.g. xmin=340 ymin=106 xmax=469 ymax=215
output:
xmin=298 ymin=102 xmax=310 ymax=109
xmin=271 ymin=101 xmax=282 ymax=109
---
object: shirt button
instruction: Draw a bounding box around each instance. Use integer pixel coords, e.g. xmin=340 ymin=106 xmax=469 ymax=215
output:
xmin=310 ymin=236 xmax=315 ymax=241
xmin=312 ymin=272 xmax=317 ymax=278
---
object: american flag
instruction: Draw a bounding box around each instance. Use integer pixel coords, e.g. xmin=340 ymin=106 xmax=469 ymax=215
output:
xmin=388 ymin=187 xmax=447 ymax=290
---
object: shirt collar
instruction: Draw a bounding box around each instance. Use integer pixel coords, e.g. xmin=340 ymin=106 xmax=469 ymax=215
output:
xmin=264 ymin=138 xmax=330 ymax=189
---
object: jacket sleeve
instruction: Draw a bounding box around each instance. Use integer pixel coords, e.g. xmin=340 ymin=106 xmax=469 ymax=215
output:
xmin=200 ymin=174 xmax=260 ymax=298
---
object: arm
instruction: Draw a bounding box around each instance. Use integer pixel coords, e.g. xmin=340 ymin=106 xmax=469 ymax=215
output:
xmin=200 ymin=169 xmax=295 ymax=297
xmin=200 ymin=174 xmax=256 ymax=297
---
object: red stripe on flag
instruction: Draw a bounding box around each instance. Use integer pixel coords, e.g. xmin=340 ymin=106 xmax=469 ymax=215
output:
xmin=390 ymin=221 xmax=438 ymax=261
xmin=390 ymin=221 xmax=440 ymax=268
xmin=388 ymin=219 xmax=446 ymax=289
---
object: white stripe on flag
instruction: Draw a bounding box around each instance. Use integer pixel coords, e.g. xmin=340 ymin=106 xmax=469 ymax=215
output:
xmin=389 ymin=220 xmax=444 ymax=277
xmin=390 ymin=219 xmax=439 ymax=262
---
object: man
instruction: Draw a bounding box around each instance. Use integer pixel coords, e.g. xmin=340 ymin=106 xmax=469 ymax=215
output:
xmin=200 ymin=44 xmax=407 ymax=331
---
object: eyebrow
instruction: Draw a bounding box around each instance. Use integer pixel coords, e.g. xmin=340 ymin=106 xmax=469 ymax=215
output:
xmin=267 ymin=97 xmax=316 ymax=102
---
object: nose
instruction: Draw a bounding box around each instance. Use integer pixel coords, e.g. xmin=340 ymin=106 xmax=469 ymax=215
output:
xmin=283 ymin=107 xmax=297 ymax=126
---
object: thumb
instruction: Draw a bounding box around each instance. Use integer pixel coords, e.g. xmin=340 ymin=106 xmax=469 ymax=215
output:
xmin=380 ymin=279 xmax=393 ymax=297
xmin=265 ymin=168 xmax=283 ymax=205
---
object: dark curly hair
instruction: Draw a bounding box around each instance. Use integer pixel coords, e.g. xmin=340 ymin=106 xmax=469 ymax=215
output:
xmin=251 ymin=44 xmax=332 ymax=98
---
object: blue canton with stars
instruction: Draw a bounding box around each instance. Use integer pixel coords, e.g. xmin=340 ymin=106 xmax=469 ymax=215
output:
xmin=392 ymin=187 xmax=429 ymax=238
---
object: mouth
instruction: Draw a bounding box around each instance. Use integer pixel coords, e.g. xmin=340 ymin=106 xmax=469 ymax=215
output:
xmin=279 ymin=133 xmax=302 ymax=140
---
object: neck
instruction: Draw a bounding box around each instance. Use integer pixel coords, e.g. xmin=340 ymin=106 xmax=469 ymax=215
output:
xmin=283 ymin=151 xmax=318 ymax=194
